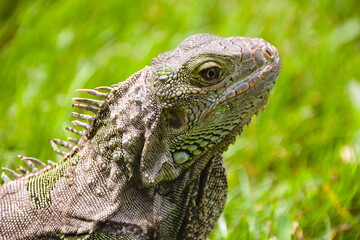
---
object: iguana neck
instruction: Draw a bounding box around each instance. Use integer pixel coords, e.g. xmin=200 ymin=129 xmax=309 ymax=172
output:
xmin=74 ymin=68 xmax=154 ymax=181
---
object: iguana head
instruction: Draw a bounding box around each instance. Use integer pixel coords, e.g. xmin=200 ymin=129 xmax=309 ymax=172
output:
xmin=141 ymin=33 xmax=281 ymax=186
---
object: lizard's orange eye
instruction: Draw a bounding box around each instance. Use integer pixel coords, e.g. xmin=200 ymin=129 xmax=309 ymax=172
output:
xmin=199 ymin=67 xmax=220 ymax=82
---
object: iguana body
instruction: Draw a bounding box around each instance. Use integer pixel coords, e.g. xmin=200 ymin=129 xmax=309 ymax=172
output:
xmin=0 ymin=34 xmax=281 ymax=240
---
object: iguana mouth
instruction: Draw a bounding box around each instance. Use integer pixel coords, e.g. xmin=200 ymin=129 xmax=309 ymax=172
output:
xmin=219 ymin=48 xmax=281 ymax=104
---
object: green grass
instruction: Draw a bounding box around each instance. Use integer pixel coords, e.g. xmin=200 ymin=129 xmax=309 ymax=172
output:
xmin=1 ymin=0 xmax=359 ymax=239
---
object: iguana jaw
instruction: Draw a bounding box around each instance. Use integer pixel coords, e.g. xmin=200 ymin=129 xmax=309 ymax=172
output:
xmin=204 ymin=41 xmax=281 ymax=149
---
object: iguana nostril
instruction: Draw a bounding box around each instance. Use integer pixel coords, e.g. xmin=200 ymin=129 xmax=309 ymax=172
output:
xmin=262 ymin=47 xmax=276 ymax=60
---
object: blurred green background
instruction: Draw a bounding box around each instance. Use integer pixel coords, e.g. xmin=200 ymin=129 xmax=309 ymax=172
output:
xmin=0 ymin=0 xmax=359 ymax=239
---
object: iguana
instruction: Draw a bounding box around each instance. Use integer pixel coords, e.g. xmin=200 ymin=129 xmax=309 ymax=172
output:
xmin=0 ymin=34 xmax=281 ymax=240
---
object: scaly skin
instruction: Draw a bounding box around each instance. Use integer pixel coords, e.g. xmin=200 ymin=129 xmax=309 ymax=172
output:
xmin=0 ymin=34 xmax=281 ymax=240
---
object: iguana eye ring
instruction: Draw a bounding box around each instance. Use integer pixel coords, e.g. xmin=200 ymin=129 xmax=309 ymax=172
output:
xmin=199 ymin=67 xmax=220 ymax=82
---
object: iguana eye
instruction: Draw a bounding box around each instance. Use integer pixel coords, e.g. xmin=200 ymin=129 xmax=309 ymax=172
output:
xmin=199 ymin=67 xmax=220 ymax=82
xmin=189 ymin=60 xmax=224 ymax=87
